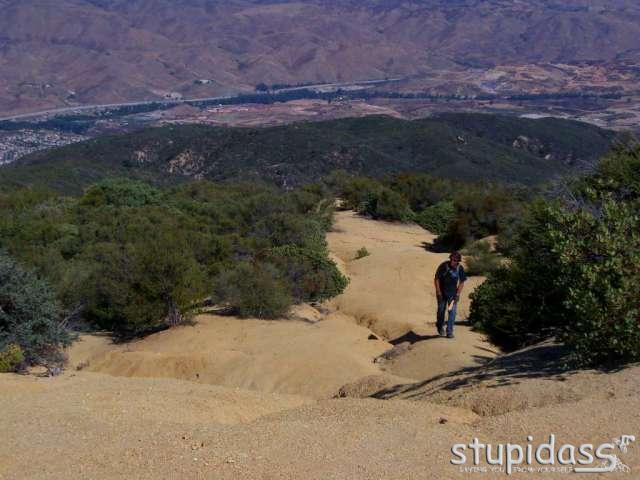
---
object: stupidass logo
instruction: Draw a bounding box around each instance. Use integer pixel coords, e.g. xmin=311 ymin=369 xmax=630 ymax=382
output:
xmin=450 ymin=434 xmax=635 ymax=475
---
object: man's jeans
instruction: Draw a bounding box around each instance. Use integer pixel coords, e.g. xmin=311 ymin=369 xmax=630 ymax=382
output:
xmin=437 ymin=296 xmax=457 ymax=336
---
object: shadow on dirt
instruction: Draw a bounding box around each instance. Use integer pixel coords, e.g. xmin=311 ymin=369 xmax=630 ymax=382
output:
xmin=389 ymin=331 xmax=441 ymax=345
xmin=371 ymin=341 xmax=577 ymax=400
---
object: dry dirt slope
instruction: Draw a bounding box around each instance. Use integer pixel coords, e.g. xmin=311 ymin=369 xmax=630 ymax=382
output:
xmin=67 ymin=210 xmax=495 ymax=398
xmin=0 ymin=211 xmax=638 ymax=479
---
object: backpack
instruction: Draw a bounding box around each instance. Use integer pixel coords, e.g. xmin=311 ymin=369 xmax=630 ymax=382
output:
xmin=441 ymin=262 xmax=460 ymax=279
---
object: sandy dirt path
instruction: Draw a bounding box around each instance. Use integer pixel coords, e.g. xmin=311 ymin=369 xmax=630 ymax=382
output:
xmin=1 ymin=211 xmax=638 ymax=479
xmin=328 ymin=211 xmax=498 ymax=379
xmin=67 ymin=210 xmax=496 ymax=396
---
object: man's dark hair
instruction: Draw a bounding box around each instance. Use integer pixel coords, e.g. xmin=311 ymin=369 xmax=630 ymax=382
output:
xmin=450 ymin=251 xmax=462 ymax=261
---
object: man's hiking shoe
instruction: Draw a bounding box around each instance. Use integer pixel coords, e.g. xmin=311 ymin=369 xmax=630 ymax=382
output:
xmin=438 ymin=327 xmax=445 ymax=337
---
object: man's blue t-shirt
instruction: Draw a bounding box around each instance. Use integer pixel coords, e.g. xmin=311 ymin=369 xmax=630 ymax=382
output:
xmin=435 ymin=261 xmax=467 ymax=298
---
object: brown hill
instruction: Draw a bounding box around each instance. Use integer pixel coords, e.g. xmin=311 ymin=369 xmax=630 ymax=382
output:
xmin=1 ymin=0 xmax=640 ymax=115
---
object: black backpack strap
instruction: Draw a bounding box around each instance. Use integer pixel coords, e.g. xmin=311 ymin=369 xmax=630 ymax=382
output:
xmin=444 ymin=262 xmax=460 ymax=276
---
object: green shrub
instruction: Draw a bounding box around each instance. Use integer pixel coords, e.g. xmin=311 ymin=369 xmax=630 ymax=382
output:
xmin=553 ymin=200 xmax=640 ymax=366
xmin=252 ymin=214 xmax=327 ymax=252
xmin=579 ymin=142 xmax=640 ymax=201
xmin=361 ymin=188 xmax=414 ymax=222
xmin=0 ymin=344 xmax=25 ymax=372
xmin=355 ymin=247 xmax=370 ymax=260
xmin=471 ymin=145 xmax=640 ymax=366
xmin=469 ymin=201 xmax=579 ymax=350
xmin=414 ymin=201 xmax=455 ymax=235
xmin=82 ymin=229 xmax=208 ymax=337
xmin=438 ymin=187 xmax=525 ymax=249
xmin=334 ymin=175 xmax=384 ymax=211
xmin=375 ymin=188 xmax=414 ymax=222
xmin=79 ymin=178 xmax=162 ymax=208
xmin=213 ymin=262 xmax=292 ymax=319
xmin=469 ymin=266 xmax=527 ymax=349
xmin=0 ymin=179 xmax=342 ymax=338
xmin=334 ymin=173 xmax=527 ymax=245
xmin=0 ymin=251 xmax=71 ymax=366
xmin=266 ymin=245 xmax=349 ymax=302
xmin=464 ymin=240 xmax=501 ymax=276
xmin=386 ymin=173 xmax=457 ymax=211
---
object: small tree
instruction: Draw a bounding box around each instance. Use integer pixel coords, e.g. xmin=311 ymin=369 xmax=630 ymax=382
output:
xmin=83 ymin=228 xmax=208 ymax=337
xmin=79 ymin=178 xmax=162 ymax=208
xmin=361 ymin=188 xmax=414 ymax=222
xmin=471 ymin=144 xmax=640 ymax=367
xmin=464 ymin=239 xmax=501 ymax=276
xmin=213 ymin=262 xmax=292 ymax=318
xmin=0 ymin=251 xmax=71 ymax=369
xmin=553 ymin=200 xmax=640 ymax=366
xmin=266 ymin=245 xmax=349 ymax=302
xmin=414 ymin=200 xmax=455 ymax=235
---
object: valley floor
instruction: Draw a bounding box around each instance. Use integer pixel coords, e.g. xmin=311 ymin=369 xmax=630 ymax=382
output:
xmin=1 ymin=211 xmax=638 ymax=479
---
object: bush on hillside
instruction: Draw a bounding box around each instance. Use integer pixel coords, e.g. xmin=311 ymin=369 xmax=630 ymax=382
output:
xmin=213 ymin=262 xmax=293 ymax=319
xmin=333 ymin=175 xmax=383 ymax=212
xmin=440 ymin=186 xmax=525 ymax=249
xmin=0 ymin=251 xmax=71 ymax=368
xmin=464 ymin=240 xmax=502 ymax=276
xmin=471 ymin=145 xmax=640 ymax=367
xmin=470 ymin=201 xmax=583 ymax=351
xmin=386 ymin=173 xmax=457 ymax=212
xmin=579 ymin=142 xmax=640 ymax=201
xmin=414 ymin=200 xmax=455 ymax=235
xmin=361 ymin=188 xmax=414 ymax=222
xmin=468 ymin=266 xmax=527 ymax=349
xmin=82 ymin=230 xmax=208 ymax=336
xmin=266 ymin=245 xmax=349 ymax=302
xmin=252 ymin=213 xmax=328 ymax=252
xmin=0 ymin=179 xmax=340 ymax=338
xmin=80 ymin=178 xmax=162 ymax=208
xmin=333 ymin=173 xmax=527 ymax=248
xmin=553 ymin=199 xmax=640 ymax=366
xmin=0 ymin=344 xmax=25 ymax=373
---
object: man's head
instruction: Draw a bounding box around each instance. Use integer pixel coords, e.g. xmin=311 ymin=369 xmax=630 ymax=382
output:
xmin=449 ymin=251 xmax=462 ymax=266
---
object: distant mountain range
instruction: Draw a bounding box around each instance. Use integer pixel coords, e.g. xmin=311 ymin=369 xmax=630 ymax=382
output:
xmin=0 ymin=113 xmax=616 ymax=193
xmin=1 ymin=0 xmax=640 ymax=115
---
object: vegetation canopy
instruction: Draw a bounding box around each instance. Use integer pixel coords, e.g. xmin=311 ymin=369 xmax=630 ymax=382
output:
xmin=470 ymin=144 xmax=640 ymax=367
xmin=0 ymin=179 xmax=347 ymax=338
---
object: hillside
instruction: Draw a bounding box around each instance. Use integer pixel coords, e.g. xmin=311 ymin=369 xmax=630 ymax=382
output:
xmin=1 ymin=210 xmax=638 ymax=479
xmin=0 ymin=114 xmax=616 ymax=193
xmin=1 ymin=0 xmax=640 ymax=115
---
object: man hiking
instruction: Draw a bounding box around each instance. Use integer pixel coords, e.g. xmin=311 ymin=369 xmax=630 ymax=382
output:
xmin=434 ymin=251 xmax=466 ymax=338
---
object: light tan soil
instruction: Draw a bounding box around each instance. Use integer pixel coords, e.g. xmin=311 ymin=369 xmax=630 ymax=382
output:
xmin=1 ymin=211 xmax=638 ymax=479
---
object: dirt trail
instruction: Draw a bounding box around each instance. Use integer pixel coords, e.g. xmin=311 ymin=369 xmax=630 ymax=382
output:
xmin=327 ymin=211 xmax=498 ymax=380
xmin=68 ymin=210 xmax=495 ymax=397
xmin=1 ymin=210 xmax=638 ymax=479
xmin=80 ymin=312 xmax=391 ymax=398
xmin=328 ymin=211 xmax=485 ymax=338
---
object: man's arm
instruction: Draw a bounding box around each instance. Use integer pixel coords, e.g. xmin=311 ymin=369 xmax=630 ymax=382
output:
xmin=455 ymin=266 xmax=467 ymax=301
xmin=434 ymin=263 xmax=443 ymax=298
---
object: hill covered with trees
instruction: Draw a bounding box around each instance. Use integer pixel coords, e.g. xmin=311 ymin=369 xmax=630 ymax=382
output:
xmin=0 ymin=114 xmax=615 ymax=194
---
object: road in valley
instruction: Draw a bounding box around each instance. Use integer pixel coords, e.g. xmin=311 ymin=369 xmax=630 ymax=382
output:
xmin=0 ymin=78 xmax=403 ymax=122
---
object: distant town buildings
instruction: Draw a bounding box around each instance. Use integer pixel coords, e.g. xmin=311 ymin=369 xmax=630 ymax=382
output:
xmin=0 ymin=130 xmax=88 ymax=165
